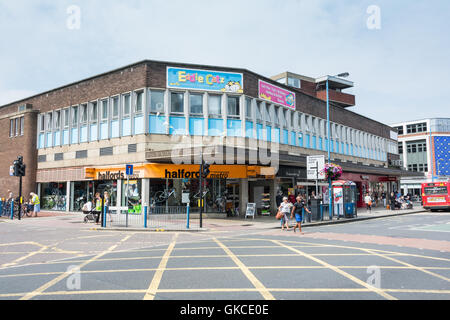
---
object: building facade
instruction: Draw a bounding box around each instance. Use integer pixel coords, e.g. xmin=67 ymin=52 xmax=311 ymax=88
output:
xmin=0 ymin=60 xmax=415 ymax=215
xmin=391 ymin=118 xmax=450 ymax=196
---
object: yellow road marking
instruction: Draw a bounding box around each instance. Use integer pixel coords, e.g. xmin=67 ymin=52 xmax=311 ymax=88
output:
xmin=1 ymin=246 xmax=49 ymax=268
xmin=272 ymin=240 xmax=397 ymax=300
xmin=19 ymin=234 xmax=133 ymax=300
xmin=143 ymin=233 xmax=179 ymax=300
xmin=214 ymin=238 xmax=275 ymax=300
xmin=363 ymin=249 xmax=450 ymax=283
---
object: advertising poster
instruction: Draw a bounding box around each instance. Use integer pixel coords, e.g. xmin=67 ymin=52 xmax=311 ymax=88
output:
xmin=258 ymin=80 xmax=296 ymax=109
xmin=167 ymin=67 xmax=244 ymax=93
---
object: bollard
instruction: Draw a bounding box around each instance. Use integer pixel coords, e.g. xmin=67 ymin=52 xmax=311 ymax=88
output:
xmin=302 ymin=208 xmax=305 ymax=224
xmin=0 ymin=199 xmax=2 ymax=217
xmin=102 ymin=205 xmax=107 ymax=228
xmin=144 ymin=206 xmax=148 ymax=229
xmin=337 ymin=204 xmax=340 ymax=220
xmin=186 ymin=203 xmax=190 ymax=230
xmin=10 ymin=200 xmax=14 ymax=220
xmin=320 ymin=204 xmax=323 ymax=221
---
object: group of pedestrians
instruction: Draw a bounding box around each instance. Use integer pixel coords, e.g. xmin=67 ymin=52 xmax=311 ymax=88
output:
xmin=364 ymin=190 xmax=414 ymax=212
xmin=2 ymin=190 xmax=40 ymax=217
xmin=277 ymin=195 xmax=311 ymax=234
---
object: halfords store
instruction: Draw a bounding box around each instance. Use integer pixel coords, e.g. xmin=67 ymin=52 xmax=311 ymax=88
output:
xmin=0 ymin=59 xmax=418 ymax=216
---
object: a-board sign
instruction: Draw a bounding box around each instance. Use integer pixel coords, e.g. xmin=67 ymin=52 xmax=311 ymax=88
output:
xmin=245 ymin=203 xmax=256 ymax=219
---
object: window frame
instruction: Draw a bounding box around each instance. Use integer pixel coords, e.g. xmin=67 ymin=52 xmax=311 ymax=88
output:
xmin=134 ymin=90 xmax=144 ymax=114
xmin=111 ymin=96 xmax=120 ymax=119
xmin=208 ymin=94 xmax=222 ymax=117
xmin=170 ymin=91 xmax=185 ymax=114
xmin=150 ymin=89 xmax=165 ymax=114
xmin=122 ymin=93 xmax=131 ymax=118
xmin=227 ymin=95 xmax=240 ymax=118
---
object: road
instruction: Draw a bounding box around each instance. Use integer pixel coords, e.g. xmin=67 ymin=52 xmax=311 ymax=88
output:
xmin=0 ymin=211 xmax=449 ymax=300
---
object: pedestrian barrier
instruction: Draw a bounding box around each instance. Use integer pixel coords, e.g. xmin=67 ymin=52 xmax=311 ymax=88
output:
xmin=102 ymin=205 xmax=200 ymax=231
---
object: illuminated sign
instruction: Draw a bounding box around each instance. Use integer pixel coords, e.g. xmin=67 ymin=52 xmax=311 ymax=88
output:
xmin=167 ymin=67 xmax=243 ymax=93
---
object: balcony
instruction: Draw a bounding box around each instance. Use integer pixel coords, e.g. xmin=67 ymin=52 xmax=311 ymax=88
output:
xmin=316 ymin=89 xmax=356 ymax=107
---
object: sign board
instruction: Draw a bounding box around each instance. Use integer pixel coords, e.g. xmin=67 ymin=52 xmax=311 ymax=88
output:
xmin=126 ymin=165 xmax=134 ymax=176
xmin=182 ymin=192 xmax=190 ymax=204
xmin=307 ymin=155 xmax=325 ymax=180
xmin=258 ymin=80 xmax=296 ymax=110
xmin=245 ymin=203 xmax=256 ymax=219
xmin=9 ymin=166 xmax=14 ymax=177
xmin=167 ymin=67 xmax=244 ymax=93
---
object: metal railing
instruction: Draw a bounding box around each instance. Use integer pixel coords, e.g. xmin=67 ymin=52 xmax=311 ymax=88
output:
xmin=102 ymin=205 xmax=200 ymax=231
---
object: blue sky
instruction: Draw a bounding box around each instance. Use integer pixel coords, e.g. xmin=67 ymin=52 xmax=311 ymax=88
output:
xmin=0 ymin=0 xmax=449 ymax=125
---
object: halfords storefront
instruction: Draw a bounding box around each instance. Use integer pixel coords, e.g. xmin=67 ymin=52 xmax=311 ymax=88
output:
xmin=36 ymin=164 xmax=275 ymax=215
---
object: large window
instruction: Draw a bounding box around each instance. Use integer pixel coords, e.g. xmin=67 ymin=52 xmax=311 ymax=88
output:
xmin=245 ymin=97 xmax=252 ymax=119
xmin=101 ymin=100 xmax=108 ymax=121
xmin=255 ymin=102 xmax=262 ymax=122
xmin=171 ymin=92 xmax=184 ymax=113
xmin=135 ymin=91 xmax=143 ymax=113
xmin=54 ymin=111 xmax=61 ymax=130
xmin=80 ymin=104 xmax=88 ymax=124
xmin=20 ymin=117 xmax=24 ymax=136
xmin=227 ymin=96 xmax=240 ymax=117
xmin=112 ymin=97 xmax=119 ymax=119
xmin=288 ymin=77 xmax=301 ymax=88
xmin=407 ymin=122 xmax=427 ymax=134
xmin=123 ymin=94 xmax=131 ymax=117
xmin=90 ymin=102 xmax=98 ymax=122
xmin=71 ymin=106 xmax=78 ymax=126
xmin=64 ymin=109 xmax=69 ymax=128
xmin=208 ymin=95 xmax=222 ymax=116
xmin=150 ymin=90 xmax=165 ymax=113
xmin=190 ymin=93 xmax=203 ymax=114
xmin=46 ymin=113 xmax=53 ymax=131
xmin=394 ymin=126 xmax=404 ymax=135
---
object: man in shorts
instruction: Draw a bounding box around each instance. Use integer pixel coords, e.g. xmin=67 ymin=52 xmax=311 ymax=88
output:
xmin=30 ymin=192 xmax=40 ymax=217
xmin=291 ymin=195 xmax=311 ymax=234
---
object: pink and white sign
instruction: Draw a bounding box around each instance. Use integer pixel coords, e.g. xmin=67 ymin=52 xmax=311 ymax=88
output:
xmin=258 ymin=80 xmax=296 ymax=110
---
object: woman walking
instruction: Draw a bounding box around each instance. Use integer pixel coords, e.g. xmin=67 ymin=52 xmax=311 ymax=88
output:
xmin=278 ymin=197 xmax=292 ymax=231
xmin=291 ymin=195 xmax=311 ymax=234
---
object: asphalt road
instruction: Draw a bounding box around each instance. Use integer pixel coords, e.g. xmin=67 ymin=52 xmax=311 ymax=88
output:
xmin=0 ymin=211 xmax=449 ymax=300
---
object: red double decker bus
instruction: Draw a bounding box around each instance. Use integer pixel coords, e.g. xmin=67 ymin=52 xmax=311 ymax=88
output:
xmin=422 ymin=181 xmax=450 ymax=211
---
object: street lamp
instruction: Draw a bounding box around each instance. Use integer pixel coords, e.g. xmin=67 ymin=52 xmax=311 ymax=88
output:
xmin=326 ymin=72 xmax=349 ymax=220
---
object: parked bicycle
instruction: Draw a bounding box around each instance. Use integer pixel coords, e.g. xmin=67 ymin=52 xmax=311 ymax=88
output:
xmin=154 ymin=188 xmax=177 ymax=204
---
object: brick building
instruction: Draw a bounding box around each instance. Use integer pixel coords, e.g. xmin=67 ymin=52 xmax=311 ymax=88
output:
xmin=0 ymin=60 xmax=418 ymax=215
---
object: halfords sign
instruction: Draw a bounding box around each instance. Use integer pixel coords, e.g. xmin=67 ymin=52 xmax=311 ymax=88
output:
xmin=86 ymin=164 xmax=274 ymax=180
xmin=167 ymin=67 xmax=244 ymax=93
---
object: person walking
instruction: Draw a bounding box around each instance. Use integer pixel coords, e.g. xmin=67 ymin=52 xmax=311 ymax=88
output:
xmin=30 ymin=192 xmax=40 ymax=217
xmin=103 ymin=191 xmax=112 ymax=223
xmin=94 ymin=192 xmax=103 ymax=224
xmin=278 ymin=197 xmax=292 ymax=231
xmin=364 ymin=193 xmax=372 ymax=212
xmin=291 ymin=195 xmax=311 ymax=234
xmin=381 ymin=191 xmax=387 ymax=208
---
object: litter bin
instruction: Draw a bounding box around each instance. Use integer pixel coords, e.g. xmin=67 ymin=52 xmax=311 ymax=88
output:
xmin=310 ymin=199 xmax=321 ymax=221
xmin=345 ymin=203 xmax=355 ymax=218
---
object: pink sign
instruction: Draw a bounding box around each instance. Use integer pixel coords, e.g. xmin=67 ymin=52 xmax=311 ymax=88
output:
xmin=258 ymin=80 xmax=296 ymax=110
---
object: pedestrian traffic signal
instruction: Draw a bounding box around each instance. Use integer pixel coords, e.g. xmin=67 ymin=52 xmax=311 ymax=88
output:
xmin=18 ymin=164 xmax=26 ymax=177
xmin=13 ymin=160 xmax=20 ymax=177
xmin=202 ymin=162 xmax=210 ymax=179
xmin=12 ymin=157 xmax=26 ymax=177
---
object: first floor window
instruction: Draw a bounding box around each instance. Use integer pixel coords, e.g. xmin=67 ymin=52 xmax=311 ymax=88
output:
xmin=150 ymin=90 xmax=165 ymax=113
xmin=208 ymin=95 xmax=221 ymax=116
xmin=227 ymin=96 xmax=240 ymax=117
xmin=171 ymin=92 xmax=184 ymax=113
xmin=190 ymin=94 xmax=203 ymax=114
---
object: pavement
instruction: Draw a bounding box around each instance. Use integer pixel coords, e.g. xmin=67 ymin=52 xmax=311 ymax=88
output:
xmin=0 ymin=210 xmax=449 ymax=300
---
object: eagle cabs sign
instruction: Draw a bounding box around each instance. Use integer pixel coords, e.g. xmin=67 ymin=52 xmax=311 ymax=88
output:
xmin=85 ymin=164 xmax=275 ymax=180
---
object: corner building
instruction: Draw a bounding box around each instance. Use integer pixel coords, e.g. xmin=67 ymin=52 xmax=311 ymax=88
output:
xmin=0 ymin=60 xmax=416 ymax=215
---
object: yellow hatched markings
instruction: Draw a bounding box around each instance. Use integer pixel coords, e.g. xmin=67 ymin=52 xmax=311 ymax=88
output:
xmin=213 ymin=238 xmax=275 ymax=300
xmin=143 ymin=233 xmax=179 ymax=300
xmin=19 ymin=234 xmax=133 ymax=301
xmin=362 ymin=249 xmax=450 ymax=283
xmin=271 ymin=240 xmax=397 ymax=301
xmin=1 ymin=288 xmax=450 ymax=299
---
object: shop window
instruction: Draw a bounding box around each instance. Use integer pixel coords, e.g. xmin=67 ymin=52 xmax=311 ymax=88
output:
xmin=171 ymin=92 xmax=184 ymax=114
xmin=227 ymin=96 xmax=240 ymax=117
xmin=122 ymin=180 xmax=142 ymax=213
xmin=40 ymin=182 xmax=67 ymax=212
xmin=150 ymin=90 xmax=165 ymax=114
xmin=208 ymin=94 xmax=222 ymax=116
xmin=190 ymin=93 xmax=203 ymax=115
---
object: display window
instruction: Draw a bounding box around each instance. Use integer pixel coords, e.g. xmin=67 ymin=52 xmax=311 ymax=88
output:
xmin=122 ymin=179 xmax=142 ymax=213
xmin=40 ymin=182 xmax=67 ymax=211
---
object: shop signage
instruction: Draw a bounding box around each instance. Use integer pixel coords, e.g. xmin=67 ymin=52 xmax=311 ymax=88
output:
xmin=167 ymin=67 xmax=244 ymax=93
xmin=258 ymin=80 xmax=296 ymax=110
xmin=278 ymin=166 xmax=306 ymax=178
xmin=378 ymin=177 xmax=397 ymax=182
xmin=360 ymin=175 xmax=370 ymax=180
xmin=86 ymin=164 xmax=274 ymax=180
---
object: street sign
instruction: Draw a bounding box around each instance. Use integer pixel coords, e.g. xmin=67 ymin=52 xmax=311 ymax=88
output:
xmin=182 ymin=193 xmax=190 ymax=204
xmin=126 ymin=164 xmax=134 ymax=176
xmin=9 ymin=166 xmax=14 ymax=177
xmin=307 ymin=155 xmax=325 ymax=180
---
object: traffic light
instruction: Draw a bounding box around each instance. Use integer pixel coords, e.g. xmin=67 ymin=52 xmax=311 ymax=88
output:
xmin=13 ymin=160 xmax=20 ymax=177
xmin=18 ymin=164 xmax=26 ymax=177
xmin=202 ymin=162 xmax=210 ymax=179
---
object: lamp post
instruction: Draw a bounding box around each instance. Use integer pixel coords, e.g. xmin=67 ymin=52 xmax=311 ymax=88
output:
xmin=326 ymin=73 xmax=349 ymax=220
